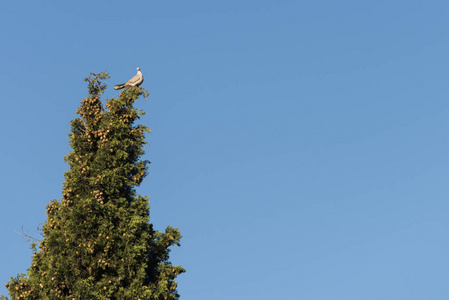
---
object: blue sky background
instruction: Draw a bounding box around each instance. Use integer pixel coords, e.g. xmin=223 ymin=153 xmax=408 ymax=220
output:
xmin=1 ymin=1 xmax=449 ymax=299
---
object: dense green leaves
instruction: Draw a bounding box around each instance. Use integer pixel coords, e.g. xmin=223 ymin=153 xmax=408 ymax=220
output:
xmin=3 ymin=72 xmax=184 ymax=300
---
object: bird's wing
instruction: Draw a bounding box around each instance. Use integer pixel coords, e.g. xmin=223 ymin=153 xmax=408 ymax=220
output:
xmin=126 ymin=73 xmax=142 ymax=86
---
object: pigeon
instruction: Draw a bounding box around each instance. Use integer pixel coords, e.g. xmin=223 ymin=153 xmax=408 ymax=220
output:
xmin=114 ymin=67 xmax=144 ymax=90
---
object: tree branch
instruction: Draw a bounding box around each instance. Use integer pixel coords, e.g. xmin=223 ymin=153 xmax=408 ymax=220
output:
xmin=15 ymin=225 xmax=42 ymax=243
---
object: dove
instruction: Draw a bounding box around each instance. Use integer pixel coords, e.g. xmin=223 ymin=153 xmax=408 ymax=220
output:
xmin=114 ymin=67 xmax=144 ymax=90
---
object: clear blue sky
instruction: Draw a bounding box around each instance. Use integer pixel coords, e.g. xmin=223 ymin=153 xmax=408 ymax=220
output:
xmin=1 ymin=1 xmax=449 ymax=299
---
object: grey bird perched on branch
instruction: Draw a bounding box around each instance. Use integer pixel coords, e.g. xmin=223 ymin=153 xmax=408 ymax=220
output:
xmin=114 ymin=67 xmax=144 ymax=90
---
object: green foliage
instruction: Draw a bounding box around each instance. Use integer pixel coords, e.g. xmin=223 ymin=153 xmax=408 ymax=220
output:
xmin=3 ymin=72 xmax=184 ymax=300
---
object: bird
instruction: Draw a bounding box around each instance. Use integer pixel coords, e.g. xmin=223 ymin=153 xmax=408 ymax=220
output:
xmin=114 ymin=67 xmax=144 ymax=90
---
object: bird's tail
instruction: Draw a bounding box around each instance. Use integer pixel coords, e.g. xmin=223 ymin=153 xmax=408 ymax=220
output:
xmin=114 ymin=84 xmax=125 ymax=90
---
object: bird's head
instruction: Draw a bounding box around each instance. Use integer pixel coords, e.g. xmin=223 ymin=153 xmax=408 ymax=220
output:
xmin=137 ymin=67 xmax=141 ymax=71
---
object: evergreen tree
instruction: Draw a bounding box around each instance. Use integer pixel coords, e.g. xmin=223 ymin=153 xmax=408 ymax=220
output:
xmin=3 ymin=72 xmax=184 ymax=300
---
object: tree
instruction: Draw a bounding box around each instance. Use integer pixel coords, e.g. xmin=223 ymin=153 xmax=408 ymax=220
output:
xmin=2 ymin=72 xmax=184 ymax=300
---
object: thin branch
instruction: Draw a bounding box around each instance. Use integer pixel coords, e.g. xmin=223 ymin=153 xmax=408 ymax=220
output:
xmin=15 ymin=225 xmax=42 ymax=243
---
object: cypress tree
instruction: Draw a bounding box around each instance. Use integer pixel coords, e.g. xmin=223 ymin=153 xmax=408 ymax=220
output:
xmin=3 ymin=72 xmax=184 ymax=300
